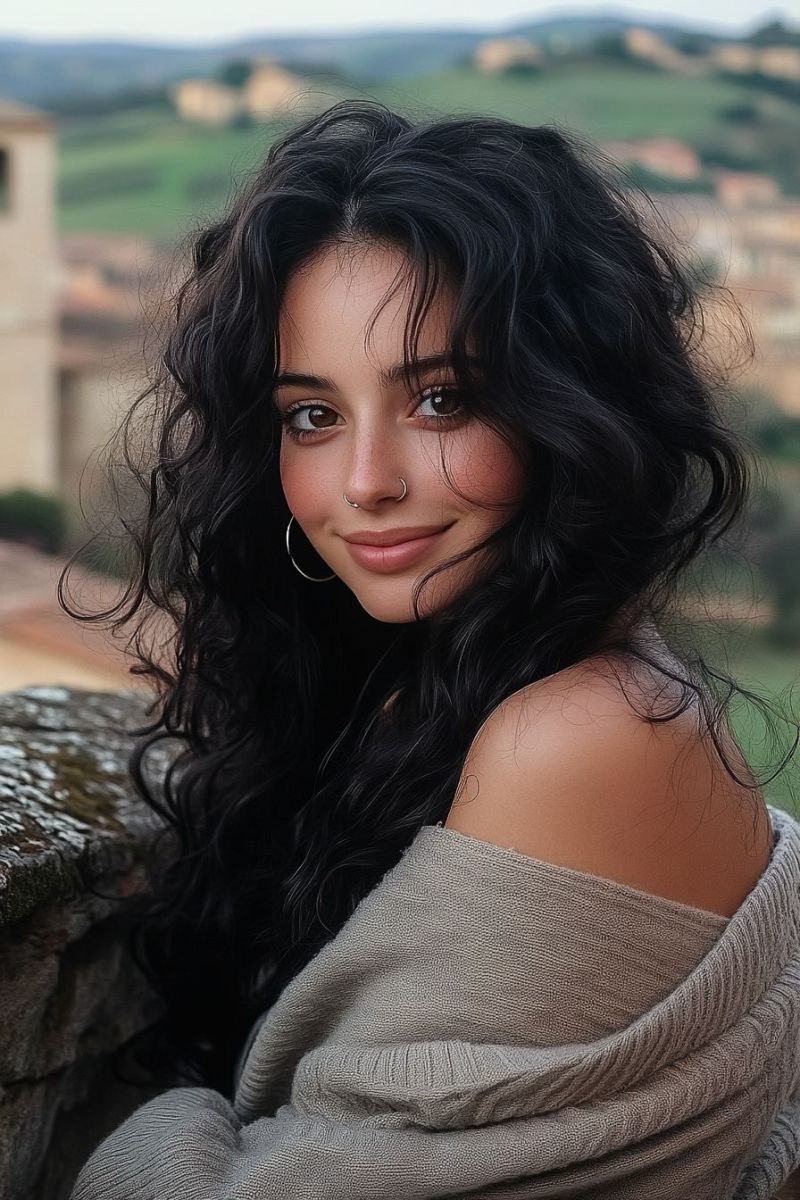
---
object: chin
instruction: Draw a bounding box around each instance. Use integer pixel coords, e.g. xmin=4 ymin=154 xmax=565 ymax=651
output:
xmin=354 ymin=595 xmax=425 ymax=624
xmin=346 ymin=579 xmax=437 ymax=624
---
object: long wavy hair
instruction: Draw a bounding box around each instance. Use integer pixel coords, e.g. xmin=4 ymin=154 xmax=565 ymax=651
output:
xmin=59 ymin=97 xmax=797 ymax=1098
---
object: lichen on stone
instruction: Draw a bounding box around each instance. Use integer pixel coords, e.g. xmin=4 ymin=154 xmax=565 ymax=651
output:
xmin=0 ymin=687 xmax=174 ymax=927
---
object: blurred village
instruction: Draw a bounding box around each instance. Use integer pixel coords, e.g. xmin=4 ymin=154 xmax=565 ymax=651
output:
xmin=1 ymin=14 xmax=799 ymax=707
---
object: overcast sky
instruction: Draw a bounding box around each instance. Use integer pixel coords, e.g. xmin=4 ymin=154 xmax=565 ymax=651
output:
xmin=2 ymin=0 xmax=795 ymax=42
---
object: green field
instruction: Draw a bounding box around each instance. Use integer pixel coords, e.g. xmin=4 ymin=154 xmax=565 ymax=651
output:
xmin=57 ymin=63 xmax=800 ymax=240
xmin=698 ymin=624 xmax=800 ymax=815
xmin=58 ymin=107 xmax=281 ymax=237
xmin=380 ymin=61 xmax=749 ymax=137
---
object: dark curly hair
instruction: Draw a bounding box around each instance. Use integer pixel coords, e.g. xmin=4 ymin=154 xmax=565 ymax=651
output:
xmin=59 ymin=97 xmax=797 ymax=1099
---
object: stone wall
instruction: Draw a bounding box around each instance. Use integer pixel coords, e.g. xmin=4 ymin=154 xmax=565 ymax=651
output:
xmin=0 ymin=686 xmax=176 ymax=1200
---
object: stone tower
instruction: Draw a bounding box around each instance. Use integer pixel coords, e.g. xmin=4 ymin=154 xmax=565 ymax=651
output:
xmin=0 ymin=99 xmax=57 ymax=493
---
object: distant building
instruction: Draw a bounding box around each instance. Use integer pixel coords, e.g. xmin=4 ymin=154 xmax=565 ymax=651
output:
xmin=473 ymin=37 xmax=544 ymax=74
xmin=711 ymin=43 xmax=757 ymax=73
xmin=57 ymin=233 xmax=168 ymax=540
xmin=170 ymin=78 xmax=244 ymax=126
xmin=0 ymin=99 xmax=58 ymax=496
xmin=622 ymin=27 xmax=707 ymax=76
xmin=710 ymin=42 xmax=800 ymax=80
xmin=243 ymin=60 xmax=324 ymax=120
xmin=667 ymin=194 xmax=800 ymax=417
xmin=756 ymin=45 xmax=800 ymax=80
xmin=602 ymin=137 xmax=702 ymax=181
xmin=714 ymin=169 xmax=781 ymax=209
xmin=170 ymin=61 xmax=325 ymax=126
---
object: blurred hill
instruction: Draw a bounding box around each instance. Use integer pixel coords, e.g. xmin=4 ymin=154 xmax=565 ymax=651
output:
xmin=56 ymin=58 xmax=800 ymax=238
xmin=2 ymin=13 xmax=798 ymax=106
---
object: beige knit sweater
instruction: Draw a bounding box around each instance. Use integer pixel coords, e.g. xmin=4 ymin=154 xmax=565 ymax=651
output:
xmin=70 ymin=803 xmax=800 ymax=1199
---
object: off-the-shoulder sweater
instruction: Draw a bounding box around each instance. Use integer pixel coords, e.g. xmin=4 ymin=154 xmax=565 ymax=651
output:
xmin=69 ymin=803 xmax=800 ymax=1199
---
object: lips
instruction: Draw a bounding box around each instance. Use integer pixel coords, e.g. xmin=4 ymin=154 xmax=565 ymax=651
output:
xmin=342 ymin=524 xmax=453 ymax=573
xmin=342 ymin=524 xmax=451 ymax=547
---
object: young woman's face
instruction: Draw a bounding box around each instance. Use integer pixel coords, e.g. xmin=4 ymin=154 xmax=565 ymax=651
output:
xmin=275 ymin=242 xmax=527 ymax=623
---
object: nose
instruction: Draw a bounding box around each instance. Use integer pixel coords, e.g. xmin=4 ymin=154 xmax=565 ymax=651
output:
xmin=341 ymin=426 xmax=407 ymax=510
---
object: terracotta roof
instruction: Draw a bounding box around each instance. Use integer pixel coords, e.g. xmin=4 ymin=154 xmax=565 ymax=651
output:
xmin=0 ymin=539 xmax=162 ymax=693
xmin=58 ymin=232 xmax=177 ymax=370
xmin=0 ymin=97 xmax=52 ymax=130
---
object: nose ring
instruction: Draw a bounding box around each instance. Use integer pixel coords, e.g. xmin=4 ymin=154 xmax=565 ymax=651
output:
xmin=343 ymin=477 xmax=407 ymax=508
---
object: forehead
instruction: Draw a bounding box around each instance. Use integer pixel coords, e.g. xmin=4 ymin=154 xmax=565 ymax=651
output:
xmin=277 ymin=242 xmax=457 ymax=368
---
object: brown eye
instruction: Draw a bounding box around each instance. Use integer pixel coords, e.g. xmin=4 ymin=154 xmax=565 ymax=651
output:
xmin=416 ymin=387 xmax=466 ymax=422
xmin=303 ymin=406 xmax=337 ymax=429
xmin=280 ymin=403 xmax=339 ymax=441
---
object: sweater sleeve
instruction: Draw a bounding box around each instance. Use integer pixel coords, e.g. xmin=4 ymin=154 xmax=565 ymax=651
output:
xmin=71 ymin=1076 xmax=579 ymax=1200
xmin=69 ymin=1089 xmax=241 ymax=1200
xmin=69 ymin=1088 xmax=421 ymax=1200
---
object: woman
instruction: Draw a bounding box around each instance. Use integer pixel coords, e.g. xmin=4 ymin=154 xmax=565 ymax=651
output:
xmin=64 ymin=99 xmax=800 ymax=1198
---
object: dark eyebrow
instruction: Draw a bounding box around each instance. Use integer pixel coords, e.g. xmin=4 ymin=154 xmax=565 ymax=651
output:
xmin=273 ymin=352 xmax=482 ymax=391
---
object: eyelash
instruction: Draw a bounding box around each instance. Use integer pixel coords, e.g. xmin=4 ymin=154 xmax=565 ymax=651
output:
xmin=277 ymin=387 xmax=467 ymax=443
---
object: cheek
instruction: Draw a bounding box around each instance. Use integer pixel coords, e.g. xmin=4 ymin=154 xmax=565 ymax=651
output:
xmin=279 ymin=446 xmax=330 ymax=522
xmin=446 ymin=427 xmax=527 ymax=509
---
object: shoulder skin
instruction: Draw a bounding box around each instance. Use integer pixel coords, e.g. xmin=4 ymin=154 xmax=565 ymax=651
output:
xmin=443 ymin=657 xmax=773 ymax=918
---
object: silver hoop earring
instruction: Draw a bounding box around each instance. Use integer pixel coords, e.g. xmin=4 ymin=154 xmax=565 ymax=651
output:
xmin=285 ymin=515 xmax=337 ymax=582
xmin=343 ymin=477 xmax=407 ymax=508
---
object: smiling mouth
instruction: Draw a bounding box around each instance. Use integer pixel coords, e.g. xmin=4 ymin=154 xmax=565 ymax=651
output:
xmin=343 ymin=523 xmax=451 ymax=547
xmin=342 ymin=524 xmax=454 ymax=573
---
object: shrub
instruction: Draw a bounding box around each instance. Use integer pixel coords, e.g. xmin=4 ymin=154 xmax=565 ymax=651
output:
xmin=0 ymin=487 xmax=67 ymax=554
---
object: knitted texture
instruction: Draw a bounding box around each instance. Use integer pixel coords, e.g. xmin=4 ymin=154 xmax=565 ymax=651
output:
xmin=70 ymin=804 xmax=800 ymax=1199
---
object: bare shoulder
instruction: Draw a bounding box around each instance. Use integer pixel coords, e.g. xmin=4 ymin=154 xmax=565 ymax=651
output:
xmin=443 ymin=655 xmax=773 ymax=918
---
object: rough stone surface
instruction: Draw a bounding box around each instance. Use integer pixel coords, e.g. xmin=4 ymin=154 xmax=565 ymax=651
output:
xmin=0 ymin=686 xmax=180 ymax=1200
xmin=0 ymin=686 xmax=175 ymax=928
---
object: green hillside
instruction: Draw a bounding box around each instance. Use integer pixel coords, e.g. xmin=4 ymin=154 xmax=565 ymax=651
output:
xmin=384 ymin=61 xmax=746 ymax=138
xmin=58 ymin=107 xmax=281 ymax=238
xmin=58 ymin=62 xmax=800 ymax=240
xmin=691 ymin=621 xmax=800 ymax=814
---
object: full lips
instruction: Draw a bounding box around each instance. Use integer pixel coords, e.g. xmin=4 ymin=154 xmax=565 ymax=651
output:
xmin=343 ymin=527 xmax=450 ymax=573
